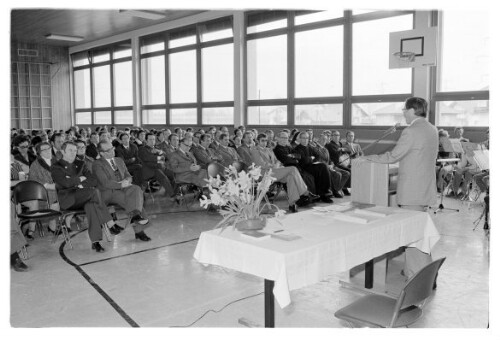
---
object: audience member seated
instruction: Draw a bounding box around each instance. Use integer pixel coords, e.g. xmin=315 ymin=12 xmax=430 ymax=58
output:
xmin=27 ymin=141 xmax=61 ymax=235
xmin=75 ymin=139 xmax=95 ymax=173
xmin=85 ymin=132 xmax=99 ymax=160
xmin=165 ymin=134 xmax=179 ymax=159
xmin=344 ymin=130 xmax=364 ymax=158
xmin=93 ymin=140 xmax=151 ymax=242
xmin=192 ymin=134 xmax=224 ymax=170
xmin=265 ymin=129 xmax=276 ymax=149
xmin=229 ymin=128 xmax=243 ymax=149
xmin=454 ymin=126 xmax=469 ymax=142
xmin=51 ymin=141 xmax=123 ymax=253
xmin=138 ymin=133 xmax=175 ymax=199
xmin=237 ymin=131 xmax=255 ymax=166
xmin=169 ymin=137 xmax=208 ymax=188
xmin=13 ymin=135 xmax=36 ymax=173
xmin=325 ymin=130 xmax=352 ymax=190
xmin=213 ymin=133 xmax=242 ymax=167
xmin=115 ymin=133 xmax=143 ymax=186
xmin=436 ymin=129 xmax=458 ymax=192
xmin=134 ymin=130 xmax=146 ymax=147
xmin=451 ymin=151 xmax=481 ymax=197
xmin=313 ymin=133 xmax=350 ymax=197
xmin=250 ymin=134 xmax=312 ymax=212
xmin=156 ymin=130 xmax=169 ymax=154
xmin=293 ymin=132 xmax=333 ymax=203
xmin=273 ymin=131 xmax=317 ymax=195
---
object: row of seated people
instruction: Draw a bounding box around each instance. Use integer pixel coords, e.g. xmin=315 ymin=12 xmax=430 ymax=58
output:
xmin=436 ymin=128 xmax=489 ymax=199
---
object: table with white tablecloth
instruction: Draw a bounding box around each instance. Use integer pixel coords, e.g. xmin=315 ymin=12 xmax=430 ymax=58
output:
xmin=193 ymin=206 xmax=440 ymax=327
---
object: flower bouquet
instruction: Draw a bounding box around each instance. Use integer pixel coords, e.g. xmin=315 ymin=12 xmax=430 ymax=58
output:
xmin=200 ymin=164 xmax=286 ymax=231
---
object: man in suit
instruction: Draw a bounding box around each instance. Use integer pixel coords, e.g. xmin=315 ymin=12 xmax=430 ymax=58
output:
xmin=51 ymin=141 xmax=123 ymax=253
xmin=93 ymin=141 xmax=151 ymax=242
xmin=192 ymin=134 xmax=223 ymax=170
xmin=345 ymin=131 xmax=364 ymax=158
xmin=169 ymin=137 xmax=208 ymax=188
xmin=326 ymin=130 xmax=351 ymax=195
xmin=115 ymin=133 xmax=143 ymax=186
xmin=357 ymin=97 xmax=438 ymax=278
xmin=85 ymin=132 xmax=99 ymax=160
xmin=251 ymin=134 xmax=311 ymax=212
xmin=213 ymin=133 xmax=242 ymax=167
xmin=273 ymin=131 xmax=318 ymax=197
xmin=237 ymin=131 xmax=255 ymax=166
xmin=313 ymin=133 xmax=350 ymax=198
xmin=294 ymin=132 xmax=333 ymax=203
xmin=138 ymin=133 xmax=175 ymax=199
xmin=50 ymin=132 xmax=64 ymax=160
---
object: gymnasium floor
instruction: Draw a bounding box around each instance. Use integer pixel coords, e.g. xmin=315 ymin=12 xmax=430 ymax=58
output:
xmin=10 ymin=190 xmax=490 ymax=329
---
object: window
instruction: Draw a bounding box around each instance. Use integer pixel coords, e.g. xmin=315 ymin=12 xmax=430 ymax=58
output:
xmin=72 ymin=40 xmax=132 ymax=125
xmin=169 ymin=27 xmax=196 ymax=49
xmin=435 ymin=100 xmax=489 ymax=127
xmin=247 ymin=35 xmax=287 ymax=100
xmin=295 ymin=10 xmax=344 ymax=25
xmin=93 ymin=65 xmax=111 ymax=107
xmin=352 ymin=15 xmax=413 ymax=95
xmin=202 ymin=44 xmax=234 ymax=102
xmin=438 ymin=11 xmax=489 ymax=92
xmin=202 ymin=107 xmax=234 ymax=125
xmin=142 ymin=109 xmax=166 ymax=125
xmin=247 ymin=11 xmax=288 ymax=34
xmin=351 ymin=102 xmax=405 ymax=126
xmin=169 ymin=50 xmax=197 ymax=103
xmin=295 ymin=104 xmax=343 ymax=125
xmin=141 ymin=56 xmax=165 ymax=105
xmin=74 ymin=69 xmax=91 ymax=109
xmin=113 ymin=61 xmax=133 ymax=107
xmin=295 ymin=26 xmax=343 ymax=98
xmin=200 ymin=18 xmax=233 ymax=42
xmin=171 ymin=108 xmax=197 ymax=125
xmin=247 ymin=105 xmax=287 ymax=125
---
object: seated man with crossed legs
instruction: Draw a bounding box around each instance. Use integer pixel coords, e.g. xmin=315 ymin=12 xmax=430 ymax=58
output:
xmin=93 ymin=140 xmax=152 ymax=242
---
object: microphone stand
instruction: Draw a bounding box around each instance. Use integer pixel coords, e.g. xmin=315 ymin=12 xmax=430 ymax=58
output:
xmin=432 ymin=158 xmax=460 ymax=214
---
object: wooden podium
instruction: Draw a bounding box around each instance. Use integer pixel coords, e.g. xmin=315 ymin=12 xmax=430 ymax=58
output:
xmin=351 ymin=162 xmax=399 ymax=207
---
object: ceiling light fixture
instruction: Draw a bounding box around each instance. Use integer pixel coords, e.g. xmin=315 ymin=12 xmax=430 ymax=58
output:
xmin=45 ymin=34 xmax=84 ymax=42
xmin=119 ymin=10 xmax=166 ymax=20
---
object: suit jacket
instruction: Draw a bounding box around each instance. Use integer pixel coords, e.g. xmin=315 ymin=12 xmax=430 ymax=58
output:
xmin=365 ymin=118 xmax=438 ymax=206
xmin=169 ymin=149 xmax=203 ymax=184
xmin=51 ymin=158 xmax=97 ymax=209
xmin=115 ymin=144 xmax=141 ymax=166
xmin=325 ymin=141 xmax=346 ymax=166
xmin=345 ymin=142 xmax=363 ymax=157
xmin=237 ymin=144 xmax=254 ymax=166
xmin=310 ymin=143 xmax=331 ymax=165
xmin=294 ymin=144 xmax=322 ymax=168
xmin=92 ymin=157 xmax=132 ymax=191
xmin=214 ymin=145 xmax=242 ymax=167
xmin=156 ymin=140 xmax=169 ymax=155
xmin=138 ymin=145 xmax=163 ymax=170
xmin=273 ymin=144 xmax=300 ymax=167
xmin=85 ymin=143 xmax=99 ymax=160
xmin=250 ymin=146 xmax=280 ymax=171
xmin=192 ymin=145 xmax=221 ymax=169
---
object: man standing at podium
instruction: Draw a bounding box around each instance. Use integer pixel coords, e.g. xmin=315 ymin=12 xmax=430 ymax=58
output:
xmin=355 ymin=97 xmax=438 ymax=278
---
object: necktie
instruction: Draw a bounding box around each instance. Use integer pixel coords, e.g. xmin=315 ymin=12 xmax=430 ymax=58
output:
xmin=110 ymin=158 xmax=117 ymax=171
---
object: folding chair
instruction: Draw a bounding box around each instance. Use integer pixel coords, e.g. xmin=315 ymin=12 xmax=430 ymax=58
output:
xmin=335 ymin=257 xmax=446 ymax=328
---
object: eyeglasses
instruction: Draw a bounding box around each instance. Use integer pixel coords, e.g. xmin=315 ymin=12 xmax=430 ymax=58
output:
xmin=259 ymin=139 xmax=268 ymax=142
xmin=77 ymin=146 xmax=86 ymax=150
xmin=40 ymin=147 xmax=51 ymax=152
xmin=18 ymin=145 xmax=29 ymax=149
xmin=332 ymin=134 xmax=340 ymax=137
xmin=101 ymin=147 xmax=115 ymax=153
xmin=401 ymin=107 xmax=409 ymax=112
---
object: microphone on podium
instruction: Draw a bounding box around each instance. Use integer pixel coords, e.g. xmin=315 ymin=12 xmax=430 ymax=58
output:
xmin=361 ymin=123 xmax=401 ymax=153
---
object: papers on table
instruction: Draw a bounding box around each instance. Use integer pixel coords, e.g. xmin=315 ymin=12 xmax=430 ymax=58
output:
xmin=312 ymin=204 xmax=395 ymax=224
xmin=240 ymin=230 xmax=271 ymax=240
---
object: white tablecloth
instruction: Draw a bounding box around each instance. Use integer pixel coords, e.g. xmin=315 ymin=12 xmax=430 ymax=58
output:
xmin=193 ymin=207 xmax=440 ymax=308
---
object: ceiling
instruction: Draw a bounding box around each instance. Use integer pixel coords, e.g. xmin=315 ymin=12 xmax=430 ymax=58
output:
xmin=11 ymin=9 xmax=206 ymax=47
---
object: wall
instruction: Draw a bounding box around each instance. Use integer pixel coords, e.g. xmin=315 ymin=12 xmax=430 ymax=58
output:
xmin=11 ymin=40 xmax=72 ymax=131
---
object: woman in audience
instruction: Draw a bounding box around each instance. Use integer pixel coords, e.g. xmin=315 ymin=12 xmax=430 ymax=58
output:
xmin=13 ymin=135 xmax=36 ymax=174
xmin=28 ymin=141 xmax=61 ymax=235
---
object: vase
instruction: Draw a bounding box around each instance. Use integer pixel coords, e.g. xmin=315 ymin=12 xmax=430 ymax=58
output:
xmin=235 ymin=216 xmax=267 ymax=231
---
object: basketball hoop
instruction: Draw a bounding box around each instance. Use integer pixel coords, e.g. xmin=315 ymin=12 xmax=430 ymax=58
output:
xmin=393 ymin=51 xmax=416 ymax=67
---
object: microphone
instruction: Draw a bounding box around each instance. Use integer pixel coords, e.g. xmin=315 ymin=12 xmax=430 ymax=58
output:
xmin=361 ymin=123 xmax=401 ymax=153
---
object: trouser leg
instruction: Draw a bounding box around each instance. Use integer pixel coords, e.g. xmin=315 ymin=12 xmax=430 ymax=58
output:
xmin=329 ymin=169 xmax=342 ymax=192
xmin=336 ymin=167 xmax=350 ymax=189
xmin=127 ymin=164 xmax=143 ymax=186
xmin=400 ymin=204 xmax=433 ymax=276
xmin=154 ymin=169 xmax=174 ymax=196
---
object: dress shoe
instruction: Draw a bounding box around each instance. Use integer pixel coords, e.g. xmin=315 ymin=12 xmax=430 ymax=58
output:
xmin=135 ymin=231 xmax=152 ymax=242
xmin=296 ymin=196 xmax=310 ymax=207
xmin=108 ymin=225 xmax=122 ymax=235
xmin=91 ymin=242 xmax=105 ymax=252
xmin=288 ymin=204 xmax=298 ymax=213
xmin=342 ymin=188 xmax=351 ymax=196
xmin=320 ymin=196 xmax=333 ymax=203
xmin=332 ymin=191 xmax=344 ymax=198
xmin=12 ymin=257 xmax=29 ymax=272
xmin=308 ymin=193 xmax=320 ymax=201
xmin=130 ymin=214 xmax=149 ymax=225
